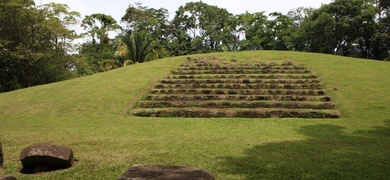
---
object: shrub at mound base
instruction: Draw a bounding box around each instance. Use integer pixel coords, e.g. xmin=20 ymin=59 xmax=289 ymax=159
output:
xmin=118 ymin=165 xmax=215 ymax=180
xmin=19 ymin=143 xmax=74 ymax=174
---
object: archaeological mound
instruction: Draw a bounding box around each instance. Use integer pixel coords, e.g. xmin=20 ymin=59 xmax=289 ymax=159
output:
xmin=132 ymin=57 xmax=340 ymax=118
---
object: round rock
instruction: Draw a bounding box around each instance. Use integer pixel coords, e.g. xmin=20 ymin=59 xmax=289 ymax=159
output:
xmin=19 ymin=144 xmax=74 ymax=174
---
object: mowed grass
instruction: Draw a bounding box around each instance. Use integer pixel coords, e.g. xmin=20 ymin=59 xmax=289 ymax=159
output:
xmin=0 ymin=51 xmax=389 ymax=179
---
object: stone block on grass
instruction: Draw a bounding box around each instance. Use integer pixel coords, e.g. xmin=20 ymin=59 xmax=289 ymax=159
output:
xmin=118 ymin=165 xmax=215 ymax=180
xmin=19 ymin=144 xmax=74 ymax=174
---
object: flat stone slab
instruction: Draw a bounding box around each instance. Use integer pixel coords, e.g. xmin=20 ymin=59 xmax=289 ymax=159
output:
xmin=118 ymin=165 xmax=215 ymax=180
xmin=19 ymin=144 xmax=74 ymax=174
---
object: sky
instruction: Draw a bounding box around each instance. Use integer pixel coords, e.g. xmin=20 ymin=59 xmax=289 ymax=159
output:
xmin=35 ymin=0 xmax=333 ymax=40
xmin=37 ymin=0 xmax=333 ymax=22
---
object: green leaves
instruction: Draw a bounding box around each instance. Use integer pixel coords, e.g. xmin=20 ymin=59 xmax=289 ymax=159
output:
xmin=81 ymin=13 xmax=121 ymax=46
xmin=115 ymin=31 xmax=162 ymax=63
xmin=172 ymin=2 xmax=234 ymax=54
xmin=299 ymin=0 xmax=381 ymax=58
xmin=0 ymin=0 xmax=82 ymax=92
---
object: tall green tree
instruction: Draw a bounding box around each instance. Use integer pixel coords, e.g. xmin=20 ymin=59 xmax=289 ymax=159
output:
xmin=115 ymin=30 xmax=162 ymax=64
xmin=0 ymin=0 xmax=79 ymax=92
xmin=81 ymin=13 xmax=121 ymax=46
xmin=121 ymin=3 xmax=170 ymax=57
xmin=287 ymin=7 xmax=315 ymax=51
xmin=121 ymin=3 xmax=169 ymax=34
xmin=267 ymin=12 xmax=294 ymax=50
xmin=300 ymin=0 xmax=378 ymax=58
xmin=172 ymin=1 xmax=235 ymax=54
xmin=80 ymin=13 xmax=122 ymax=72
xmin=236 ymin=12 xmax=268 ymax=50
xmin=41 ymin=2 xmax=80 ymax=53
xmin=371 ymin=0 xmax=390 ymax=60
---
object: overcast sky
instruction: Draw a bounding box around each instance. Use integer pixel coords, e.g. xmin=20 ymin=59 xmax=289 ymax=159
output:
xmin=35 ymin=0 xmax=333 ymax=41
xmin=37 ymin=0 xmax=333 ymax=22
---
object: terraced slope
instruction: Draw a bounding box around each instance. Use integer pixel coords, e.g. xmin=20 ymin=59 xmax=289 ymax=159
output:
xmin=132 ymin=57 xmax=340 ymax=118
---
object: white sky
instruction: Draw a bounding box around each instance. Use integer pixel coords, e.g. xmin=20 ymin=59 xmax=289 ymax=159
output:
xmin=35 ymin=0 xmax=333 ymax=41
xmin=37 ymin=0 xmax=333 ymax=22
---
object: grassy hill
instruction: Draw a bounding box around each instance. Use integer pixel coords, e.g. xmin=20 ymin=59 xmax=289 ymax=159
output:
xmin=0 ymin=51 xmax=389 ymax=179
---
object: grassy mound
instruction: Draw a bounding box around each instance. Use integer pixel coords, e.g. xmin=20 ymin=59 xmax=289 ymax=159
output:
xmin=0 ymin=51 xmax=389 ymax=179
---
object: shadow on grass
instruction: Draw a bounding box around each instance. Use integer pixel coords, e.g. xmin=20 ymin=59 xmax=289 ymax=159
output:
xmin=219 ymin=121 xmax=390 ymax=179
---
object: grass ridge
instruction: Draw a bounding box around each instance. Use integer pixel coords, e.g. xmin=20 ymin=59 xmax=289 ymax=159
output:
xmin=0 ymin=51 xmax=389 ymax=179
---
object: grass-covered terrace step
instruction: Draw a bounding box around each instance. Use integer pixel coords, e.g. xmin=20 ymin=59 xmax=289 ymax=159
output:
xmin=143 ymin=95 xmax=332 ymax=102
xmin=181 ymin=61 xmax=295 ymax=67
xmin=172 ymin=69 xmax=310 ymax=75
xmin=132 ymin=108 xmax=341 ymax=118
xmin=149 ymin=89 xmax=326 ymax=96
xmin=176 ymin=65 xmax=307 ymax=71
xmin=154 ymin=83 xmax=323 ymax=90
xmin=137 ymin=101 xmax=335 ymax=109
xmin=133 ymin=57 xmax=339 ymax=119
xmin=160 ymin=79 xmax=321 ymax=84
xmin=165 ymin=74 xmax=318 ymax=80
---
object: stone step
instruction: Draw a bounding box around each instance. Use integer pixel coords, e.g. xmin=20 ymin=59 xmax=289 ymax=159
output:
xmin=149 ymin=89 xmax=326 ymax=96
xmin=143 ymin=95 xmax=332 ymax=102
xmin=176 ymin=66 xmax=307 ymax=71
xmin=181 ymin=61 xmax=294 ymax=67
xmin=154 ymin=83 xmax=323 ymax=90
xmin=132 ymin=108 xmax=341 ymax=118
xmin=138 ymin=101 xmax=335 ymax=109
xmin=160 ymin=79 xmax=321 ymax=84
xmin=166 ymin=74 xmax=318 ymax=80
xmin=172 ymin=69 xmax=310 ymax=75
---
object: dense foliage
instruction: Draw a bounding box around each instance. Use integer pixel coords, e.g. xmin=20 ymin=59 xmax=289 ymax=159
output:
xmin=1 ymin=0 xmax=389 ymax=92
xmin=0 ymin=0 xmax=80 ymax=92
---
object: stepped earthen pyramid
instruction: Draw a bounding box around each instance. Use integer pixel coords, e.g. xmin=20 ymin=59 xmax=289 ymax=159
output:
xmin=132 ymin=56 xmax=340 ymax=118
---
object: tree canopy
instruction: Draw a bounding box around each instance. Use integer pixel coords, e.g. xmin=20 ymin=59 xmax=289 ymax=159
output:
xmin=0 ymin=0 xmax=79 ymax=92
xmin=1 ymin=0 xmax=389 ymax=92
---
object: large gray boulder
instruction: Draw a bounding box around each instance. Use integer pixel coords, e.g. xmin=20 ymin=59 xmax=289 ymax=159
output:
xmin=19 ymin=144 xmax=74 ymax=174
xmin=118 ymin=165 xmax=215 ymax=180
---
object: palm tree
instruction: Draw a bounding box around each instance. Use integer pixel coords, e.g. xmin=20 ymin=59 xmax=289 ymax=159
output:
xmin=115 ymin=31 xmax=164 ymax=64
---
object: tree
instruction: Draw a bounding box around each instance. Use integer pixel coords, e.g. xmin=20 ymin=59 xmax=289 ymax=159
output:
xmin=41 ymin=2 xmax=80 ymax=53
xmin=81 ymin=13 xmax=121 ymax=46
xmin=0 ymin=0 xmax=79 ymax=92
xmin=300 ymin=0 xmax=378 ymax=58
xmin=115 ymin=30 xmax=162 ymax=64
xmin=288 ymin=7 xmax=315 ymax=27
xmin=80 ymin=13 xmax=122 ymax=72
xmin=236 ymin=12 xmax=268 ymax=50
xmin=172 ymin=1 xmax=235 ymax=54
xmin=267 ymin=12 xmax=294 ymax=50
xmin=236 ymin=11 xmax=295 ymax=51
xmin=287 ymin=7 xmax=315 ymax=51
xmin=371 ymin=0 xmax=390 ymax=60
xmin=121 ymin=3 xmax=171 ymax=56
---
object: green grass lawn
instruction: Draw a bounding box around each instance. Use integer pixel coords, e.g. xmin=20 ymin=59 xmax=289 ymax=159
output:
xmin=0 ymin=51 xmax=389 ymax=179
